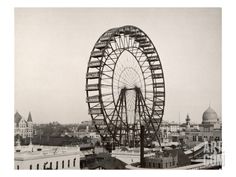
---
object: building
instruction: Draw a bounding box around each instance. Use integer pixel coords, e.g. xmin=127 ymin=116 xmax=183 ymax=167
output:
xmin=15 ymin=145 xmax=82 ymax=170
xmin=143 ymin=149 xmax=191 ymax=169
xmin=159 ymin=121 xmax=170 ymax=143
xmin=81 ymin=153 xmax=127 ymax=169
xmin=159 ymin=121 xmax=181 ymax=144
xmin=198 ymin=106 xmax=222 ymax=141
xmin=169 ymin=122 xmax=180 ymax=132
xmin=14 ymin=112 xmax=33 ymax=139
xmin=111 ymin=147 xmax=155 ymax=165
xmin=185 ymin=106 xmax=222 ymax=147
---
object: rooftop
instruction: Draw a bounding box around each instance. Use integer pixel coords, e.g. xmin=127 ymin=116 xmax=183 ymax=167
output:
xmin=14 ymin=145 xmax=81 ymax=161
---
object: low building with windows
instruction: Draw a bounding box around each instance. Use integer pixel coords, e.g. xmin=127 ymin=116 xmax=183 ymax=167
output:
xmin=143 ymin=149 xmax=191 ymax=169
xmin=169 ymin=122 xmax=180 ymax=132
xmin=111 ymin=147 xmax=155 ymax=165
xmin=15 ymin=145 xmax=82 ymax=170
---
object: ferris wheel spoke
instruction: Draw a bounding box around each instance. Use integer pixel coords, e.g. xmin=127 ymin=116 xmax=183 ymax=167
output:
xmin=122 ymin=36 xmax=126 ymax=48
xmin=124 ymin=35 xmax=128 ymax=48
xmin=118 ymin=37 xmax=123 ymax=49
xmin=131 ymin=47 xmax=138 ymax=57
xmin=116 ymin=78 xmax=133 ymax=87
xmin=137 ymin=53 xmax=146 ymax=63
xmin=111 ymin=42 xmax=123 ymax=57
xmin=104 ymin=52 xmax=117 ymax=64
xmin=125 ymin=35 xmax=131 ymax=48
xmin=117 ymin=69 xmax=130 ymax=82
xmin=120 ymin=36 xmax=125 ymax=48
xmin=146 ymin=97 xmax=154 ymax=103
xmin=108 ymin=44 xmax=120 ymax=59
xmin=118 ymin=79 xmax=133 ymax=88
xmin=103 ymin=62 xmax=114 ymax=71
xmin=144 ymin=74 xmax=152 ymax=80
xmin=118 ymin=74 xmax=135 ymax=88
xmin=131 ymin=75 xmax=142 ymax=85
xmin=113 ymin=39 xmax=122 ymax=53
xmin=130 ymin=38 xmax=134 ymax=47
xmin=140 ymin=60 xmax=149 ymax=68
xmin=127 ymin=37 xmax=131 ymax=48
xmin=101 ymin=72 xmax=113 ymax=79
xmin=103 ymin=101 xmax=114 ymax=108
xmin=132 ymin=42 xmax=139 ymax=53
xmin=142 ymin=65 xmax=151 ymax=73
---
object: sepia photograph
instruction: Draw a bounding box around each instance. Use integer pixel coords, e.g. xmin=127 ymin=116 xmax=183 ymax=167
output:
xmin=14 ymin=8 xmax=222 ymax=170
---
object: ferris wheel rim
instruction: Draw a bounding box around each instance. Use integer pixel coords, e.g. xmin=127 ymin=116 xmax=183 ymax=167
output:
xmin=86 ymin=25 xmax=165 ymax=143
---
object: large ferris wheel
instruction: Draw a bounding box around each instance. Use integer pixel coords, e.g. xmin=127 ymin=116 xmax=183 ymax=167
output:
xmin=86 ymin=25 xmax=165 ymax=147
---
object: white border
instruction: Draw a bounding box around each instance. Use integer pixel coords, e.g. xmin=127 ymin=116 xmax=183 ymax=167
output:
xmin=9 ymin=0 xmax=223 ymax=7
xmin=1 ymin=0 xmax=235 ymax=177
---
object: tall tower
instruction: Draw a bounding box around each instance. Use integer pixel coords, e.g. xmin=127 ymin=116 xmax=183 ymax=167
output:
xmin=27 ymin=112 xmax=33 ymax=138
xmin=186 ymin=114 xmax=191 ymax=129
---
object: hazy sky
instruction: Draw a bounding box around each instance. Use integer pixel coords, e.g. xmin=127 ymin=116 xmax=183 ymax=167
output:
xmin=15 ymin=8 xmax=221 ymax=124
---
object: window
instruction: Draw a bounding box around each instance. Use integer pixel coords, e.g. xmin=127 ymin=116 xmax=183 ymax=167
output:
xmin=37 ymin=164 xmax=39 ymax=170
xmin=56 ymin=161 xmax=58 ymax=169
xmin=198 ymin=136 xmax=203 ymax=142
xmin=68 ymin=160 xmax=70 ymax=168
xmin=30 ymin=165 xmax=32 ymax=170
xmin=73 ymin=158 xmax=76 ymax=167
xmin=17 ymin=165 xmax=19 ymax=170
xmin=43 ymin=162 xmax=47 ymax=169
xmin=62 ymin=161 xmax=64 ymax=169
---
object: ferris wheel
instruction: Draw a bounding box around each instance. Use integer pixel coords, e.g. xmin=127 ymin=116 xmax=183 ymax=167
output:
xmin=86 ymin=25 xmax=165 ymax=147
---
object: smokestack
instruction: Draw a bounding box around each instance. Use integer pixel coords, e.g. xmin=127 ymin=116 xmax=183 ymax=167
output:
xmin=140 ymin=125 xmax=145 ymax=168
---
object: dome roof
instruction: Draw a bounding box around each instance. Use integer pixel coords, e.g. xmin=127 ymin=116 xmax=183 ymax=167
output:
xmin=202 ymin=106 xmax=218 ymax=124
xmin=186 ymin=114 xmax=190 ymax=121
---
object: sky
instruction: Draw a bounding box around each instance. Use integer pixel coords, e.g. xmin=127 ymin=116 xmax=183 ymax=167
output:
xmin=15 ymin=8 xmax=221 ymax=124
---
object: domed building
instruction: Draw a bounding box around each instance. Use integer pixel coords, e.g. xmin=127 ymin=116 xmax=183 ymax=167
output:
xmin=184 ymin=106 xmax=222 ymax=147
xmin=202 ymin=106 xmax=219 ymax=125
xmin=199 ymin=106 xmax=221 ymax=132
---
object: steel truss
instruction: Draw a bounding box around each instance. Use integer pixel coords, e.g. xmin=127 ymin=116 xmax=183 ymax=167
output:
xmin=109 ymin=87 xmax=161 ymax=147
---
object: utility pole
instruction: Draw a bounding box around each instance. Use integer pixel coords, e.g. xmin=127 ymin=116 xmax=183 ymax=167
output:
xmin=178 ymin=112 xmax=180 ymax=127
xmin=140 ymin=125 xmax=145 ymax=168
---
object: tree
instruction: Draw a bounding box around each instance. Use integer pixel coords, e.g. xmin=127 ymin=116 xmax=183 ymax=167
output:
xmin=14 ymin=134 xmax=23 ymax=145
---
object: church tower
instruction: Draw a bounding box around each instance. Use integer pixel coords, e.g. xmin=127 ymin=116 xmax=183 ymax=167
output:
xmin=27 ymin=112 xmax=33 ymax=138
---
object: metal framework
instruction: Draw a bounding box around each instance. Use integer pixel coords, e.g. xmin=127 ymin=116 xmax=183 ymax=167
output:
xmin=86 ymin=25 xmax=165 ymax=147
